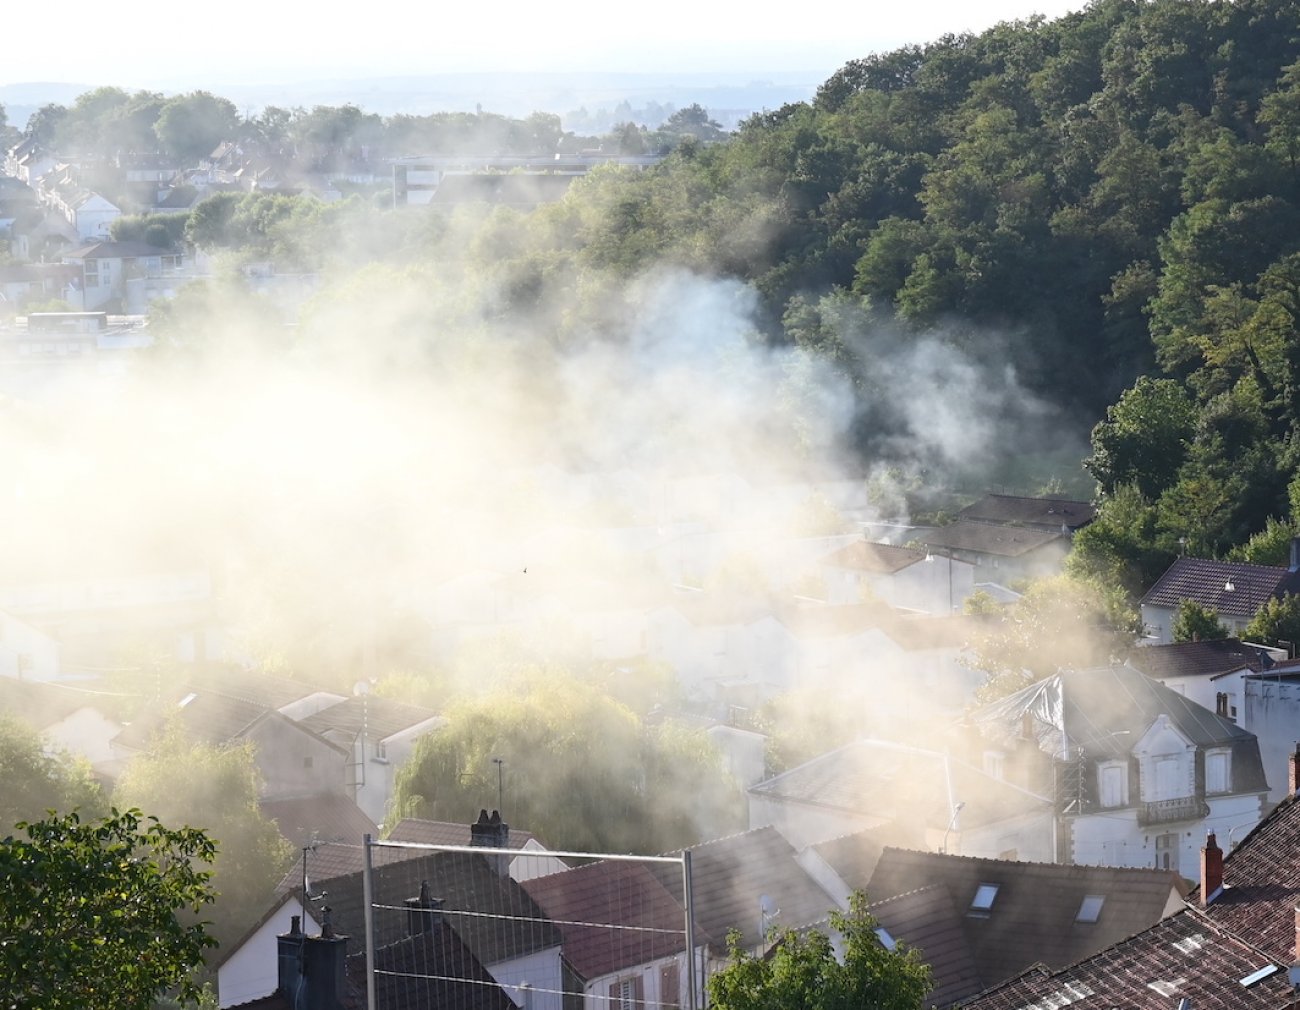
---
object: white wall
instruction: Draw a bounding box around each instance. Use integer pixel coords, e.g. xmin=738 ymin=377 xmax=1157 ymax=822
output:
xmin=1244 ymin=676 xmax=1300 ymax=803
xmin=488 ymin=945 xmax=565 ymax=1010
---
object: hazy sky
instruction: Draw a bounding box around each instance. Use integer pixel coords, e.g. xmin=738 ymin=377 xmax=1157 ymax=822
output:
xmin=5 ymin=0 xmax=1091 ymax=87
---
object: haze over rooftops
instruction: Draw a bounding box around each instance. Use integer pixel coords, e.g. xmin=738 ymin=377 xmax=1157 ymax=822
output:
xmin=955 ymin=494 xmax=1096 ymax=531
xmin=1127 ymin=638 xmax=1275 ymax=681
xmin=914 ymin=521 xmax=1065 ymax=557
xmin=822 ymin=540 xmax=926 ymax=574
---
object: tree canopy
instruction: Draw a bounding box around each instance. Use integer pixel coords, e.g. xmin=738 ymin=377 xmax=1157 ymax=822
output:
xmin=0 ymin=808 xmax=217 ymax=1010
xmin=708 ymin=892 xmax=931 ymax=1010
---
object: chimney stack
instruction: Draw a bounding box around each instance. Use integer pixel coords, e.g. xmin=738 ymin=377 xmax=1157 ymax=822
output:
xmin=1289 ymin=742 xmax=1300 ymax=797
xmin=276 ymin=914 xmax=305 ymax=1001
xmin=301 ymin=913 xmax=349 ymax=1010
xmin=471 ymin=809 xmax=511 ymax=877
xmin=1200 ymin=832 xmax=1224 ymax=906
xmin=405 ymin=879 xmax=444 ymax=936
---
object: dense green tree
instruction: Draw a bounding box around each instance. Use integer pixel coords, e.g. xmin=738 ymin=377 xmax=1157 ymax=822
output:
xmin=1172 ymin=599 xmax=1230 ymax=642
xmin=1066 ymin=483 xmax=1172 ymax=598
xmin=1086 ymin=377 xmax=1197 ymax=498
xmin=0 ymin=714 xmax=103 ymax=834
xmin=390 ymin=670 xmax=744 ymax=853
xmin=708 ymin=892 xmax=931 ymax=1010
xmin=113 ymin=728 xmax=292 ymax=946
xmin=1244 ymin=592 xmax=1300 ymax=648
xmin=0 ymin=808 xmax=217 ymax=1010
xmin=154 ymin=91 xmax=240 ymax=162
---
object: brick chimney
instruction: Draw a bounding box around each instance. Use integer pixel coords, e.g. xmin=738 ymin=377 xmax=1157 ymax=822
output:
xmin=470 ymin=809 xmax=511 ymax=877
xmin=405 ymin=879 xmax=444 ymax=936
xmin=1200 ymin=832 xmax=1224 ymax=906
xmin=1289 ymin=742 xmax=1300 ymax=797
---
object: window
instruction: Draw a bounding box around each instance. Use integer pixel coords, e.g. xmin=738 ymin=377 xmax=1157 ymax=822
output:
xmin=983 ymin=751 xmax=1004 ymax=779
xmin=874 ymin=927 xmax=897 ymax=951
xmin=970 ymin=883 xmax=999 ymax=914
xmin=609 ymin=976 xmax=643 ymax=1010
xmin=1099 ymin=762 xmax=1127 ymax=808
xmin=1076 ymin=895 xmax=1105 ymax=923
xmin=1155 ymin=756 xmax=1182 ymax=799
xmin=1156 ymin=833 xmax=1178 ymax=870
xmin=373 ymin=739 xmax=388 ymax=762
xmin=1206 ymin=749 xmax=1232 ymax=794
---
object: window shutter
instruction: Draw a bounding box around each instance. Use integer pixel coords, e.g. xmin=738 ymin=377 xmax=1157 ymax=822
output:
xmin=659 ymin=962 xmax=680 ymax=1008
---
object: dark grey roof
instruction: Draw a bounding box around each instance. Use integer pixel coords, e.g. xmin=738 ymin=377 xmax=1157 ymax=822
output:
xmin=1140 ymin=557 xmax=1300 ymax=619
xmin=290 ymin=850 xmax=562 ymax=967
xmin=914 ymin=521 xmax=1065 ymax=558
xmin=956 ymin=494 xmax=1096 ymax=531
xmin=298 ymin=696 xmax=442 ymax=742
xmin=868 ymin=848 xmax=1184 ymax=1003
xmin=821 ymin=541 xmax=925 ymax=574
xmin=648 ymin=826 xmax=836 ymax=950
xmin=967 ymin=664 xmax=1269 ymax=793
xmin=260 ymin=793 xmax=379 ymax=848
xmin=1127 ymin=638 xmax=1274 ymax=681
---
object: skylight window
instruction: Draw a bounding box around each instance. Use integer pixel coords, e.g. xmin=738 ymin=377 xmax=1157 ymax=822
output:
xmin=970 ymin=883 xmax=999 ymax=913
xmin=874 ymin=927 xmax=897 ymax=951
xmin=1076 ymin=895 xmax=1105 ymax=923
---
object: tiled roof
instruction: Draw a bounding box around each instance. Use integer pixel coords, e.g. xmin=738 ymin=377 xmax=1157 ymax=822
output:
xmin=289 ymin=850 xmax=562 ymax=968
xmin=113 ymin=690 xmax=269 ymax=750
xmin=0 ymin=676 xmax=118 ymax=729
xmin=352 ymin=923 xmax=518 ymax=1010
xmin=260 ymin=793 xmax=379 ymax=848
xmin=1127 ymin=638 xmax=1275 ymax=681
xmin=774 ymin=603 xmax=888 ymax=639
xmin=298 ymin=696 xmax=443 ymax=742
xmin=195 ymin=667 xmax=341 ymax=712
xmin=522 ymin=862 xmax=695 ymax=982
xmin=869 ymin=886 xmax=980 ymax=1009
xmin=961 ymin=908 xmax=1292 ymax=1010
xmin=1190 ymin=792 xmax=1300 ymax=962
xmin=388 ymin=818 xmax=537 ymax=851
xmin=62 ymin=240 xmax=163 ymax=260
xmin=1140 ymin=557 xmax=1300 ymax=618
xmin=956 ymin=494 xmax=1096 ymax=531
xmin=807 ymin=828 xmax=889 ymax=893
xmin=647 ymin=827 xmax=836 ymax=950
xmin=748 ymin=740 xmax=1050 ymax=835
xmin=914 ymin=522 xmax=1066 ymax=558
xmin=822 ymin=541 xmax=925 ymax=574
xmin=867 ymin=848 xmax=1184 ymax=1002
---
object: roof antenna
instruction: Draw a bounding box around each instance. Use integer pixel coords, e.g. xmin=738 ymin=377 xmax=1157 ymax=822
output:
xmin=302 ymin=835 xmax=327 ymax=908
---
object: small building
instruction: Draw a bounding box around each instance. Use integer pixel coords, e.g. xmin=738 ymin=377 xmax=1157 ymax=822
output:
xmin=1140 ymin=553 xmax=1300 ymax=644
xmin=1127 ymin=637 xmax=1276 ymax=722
xmin=912 ymin=521 xmax=1070 ymax=582
xmin=955 ymin=494 xmax=1096 ymax=533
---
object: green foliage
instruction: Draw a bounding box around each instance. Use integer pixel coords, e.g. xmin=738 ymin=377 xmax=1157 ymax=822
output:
xmin=154 ymin=91 xmax=240 ymax=162
xmin=1086 ymin=378 xmax=1196 ymax=499
xmin=707 ymin=892 xmax=931 ymax=1010
xmin=112 ymin=727 xmax=292 ymax=947
xmin=1065 ymin=484 xmax=1173 ymax=598
xmin=0 ymin=808 xmax=217 ymax=1010
xmin=390 ymin=670 xmax=744 ymax=853
xmin=0 ymin=714 xmax=104 ymax=834
xmin=1172 ymin=599 xmax=1230 ymax=642
xmin=1245 ymin=592 xmax=1300 ymax=647
xmin=968 ymin=575 xmax=1142 ymax=700
xmin=1226 ymin=515 xmax=1299 ymax=565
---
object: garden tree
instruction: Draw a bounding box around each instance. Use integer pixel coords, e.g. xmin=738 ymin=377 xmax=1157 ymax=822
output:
xmin=1065 ymin=483 xmax=1173 ymax=599
xmin=1244 ymin=593 xmax=1300 ymax=649
xmin=1227 ymin=515 xmax=1299 ymax=565
xmin=968 ymin=575 xmax=1141 ymax=701
xmin=708 ymin=892 xmax=931 ymax=1010
xmin=658 ymin=104 xmax=727 ymax=143
xmin=154 ymin=91 xmax=240 ymax=163
xmin=113 ymin=727 xmax=293 ymax=946
xmin=112 ymin=211 xmax=190 ymax=250
xmin=1085 ymin=377 xmax=1197 ymax=499
xmin=0 ymin=808 xmax=217 ymax=1010
xmin=0 ymin=714 xmax=104 ymax=834
xmin=389 ymin=670 xmax=744 ymax=853
xmin=1172 ymin=599 xmax=1230 ymax=642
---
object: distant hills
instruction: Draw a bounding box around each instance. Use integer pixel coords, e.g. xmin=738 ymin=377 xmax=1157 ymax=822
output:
xmin=0 ymin=71 xmax=827 ymax=133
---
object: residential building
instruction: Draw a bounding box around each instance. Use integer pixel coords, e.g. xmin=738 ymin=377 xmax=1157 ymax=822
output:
xmin=388 ymin=811 xmax=566 ymax=882
xmin=522 ymin=860 xmax=706 ymax=1010
xmin=911 ymin=521 xmax=1071 ymax=582
xmin=1127 ymin=637 xmax=1276 ymax=722
xmin=296 ymin=695 xmax=444 ymax=824
xmin=1242 ymin=662 xmax=1300 ymax=803
xmin=964 ymin=663 xmax=1270 ymax=876
xmin=955 ymin=493 xmax=1096 ymax=532
xmin=1140 ymin=552 xmax=1300 ymax=644
xmin=61 ymin=240 xmax=185 ymax=311
xmin=961 ymin=748 xmax=1300 ymax=1010
xmin=819 ymin=540 xmax=976 ymax=613
xmin=0 ymin=675 xmax=123 ymax=768
xmin=863 ymin=847 xmax=1186 ymax=1008
xmin=747 ymin=739 xmax=1055 ymax=859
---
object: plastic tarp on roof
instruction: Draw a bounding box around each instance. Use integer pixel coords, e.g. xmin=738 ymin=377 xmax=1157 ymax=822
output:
xmin=969 ymin=675 xmax=1073 ymax=758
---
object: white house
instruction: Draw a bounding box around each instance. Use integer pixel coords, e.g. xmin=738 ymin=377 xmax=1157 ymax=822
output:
xmin=966 ymin=664 xmax=1271 ymax=877
xmin=1139 ymin=555 xmax=1300 ymax=645
xmin=819 ymin=540 xmax=976 ymax=613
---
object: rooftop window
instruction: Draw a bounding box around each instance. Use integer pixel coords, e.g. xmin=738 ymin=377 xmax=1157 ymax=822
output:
xmin=1076 ymin=895 xmax=1105 ymax=923
xmin=970 ymin=883 xmax=999 ymax=914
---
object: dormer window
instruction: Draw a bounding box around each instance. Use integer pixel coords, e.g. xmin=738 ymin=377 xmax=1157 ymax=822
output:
xmin=1206 ymin=748 xmax=1232 ymax=794
xmin=1099 ymin=761 xmax=1128 ymax=808
xmin=970 ymin=883 xmax=999 ymax=915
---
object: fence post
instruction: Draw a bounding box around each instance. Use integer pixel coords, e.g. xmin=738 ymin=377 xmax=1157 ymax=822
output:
xmin=363 ymin=832 xmax=377 ymax=1010
xmin=683 ymin=849 xmax=697 ymax=1010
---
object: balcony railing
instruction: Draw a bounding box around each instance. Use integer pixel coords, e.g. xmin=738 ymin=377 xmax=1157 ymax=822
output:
xmin=1138 ymin=795 xmax=1210 ymax=826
